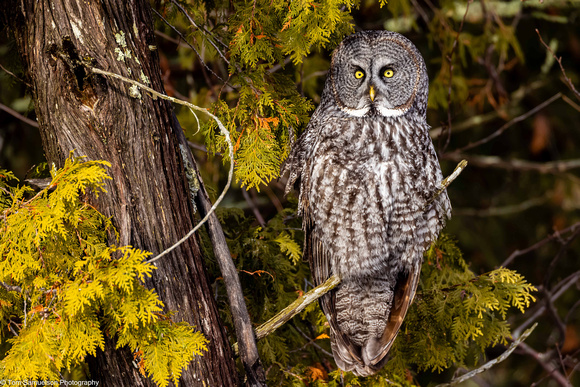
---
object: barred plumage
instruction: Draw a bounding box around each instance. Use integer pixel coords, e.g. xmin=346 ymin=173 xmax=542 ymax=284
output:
xmin=282 ymin=30 xmax=451 ymax=376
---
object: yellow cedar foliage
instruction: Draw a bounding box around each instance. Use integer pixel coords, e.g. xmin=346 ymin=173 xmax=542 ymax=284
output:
xmin=274 ymin=231 xmax=303 ymax=265
xmin=0 ymin=154 xmax=207 ymax=387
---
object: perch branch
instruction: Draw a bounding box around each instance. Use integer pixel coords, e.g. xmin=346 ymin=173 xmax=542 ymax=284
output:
xmin=436 ymin=323 xmax=538 ymax=387
xmin=233 ymin=274 xmax=341 ymax=354
xmin=426 ymin=160 xmax=468 ymax=207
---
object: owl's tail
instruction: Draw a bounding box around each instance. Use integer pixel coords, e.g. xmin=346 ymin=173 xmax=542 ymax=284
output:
xmin=329 ymin=261 xmax=421 ymax=377
xmin=331 ymin=331 xmax=389 ymax=376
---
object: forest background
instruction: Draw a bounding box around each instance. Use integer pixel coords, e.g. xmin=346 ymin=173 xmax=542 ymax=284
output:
xmin=0 ymin=0 xmax=579 ymax=386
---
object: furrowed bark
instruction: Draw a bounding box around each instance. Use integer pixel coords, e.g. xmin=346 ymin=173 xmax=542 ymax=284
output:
xmin=3 ymin=1 xmax=238 ymax=385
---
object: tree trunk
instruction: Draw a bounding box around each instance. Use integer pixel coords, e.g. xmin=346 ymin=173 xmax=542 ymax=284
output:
xmin=3 ymin=1 xmax=239 ymax=385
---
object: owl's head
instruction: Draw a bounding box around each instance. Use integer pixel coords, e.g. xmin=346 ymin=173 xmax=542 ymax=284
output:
xmin=326 ymin=30 xmax=428 ymax=119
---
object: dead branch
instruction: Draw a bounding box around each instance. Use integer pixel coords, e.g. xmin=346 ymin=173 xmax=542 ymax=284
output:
xmin=518 ymin=342 xmax=572 ymax=387
xmin=452 ymin=93 xmax=561 ymax=153
xmin=443 ymin=153 xmax=580 ymax=174
xmin=502 ymin=221 xmax=580 ymax=267
xmin=436 ymin=323 xmax=538 ymax=387
xmin=536 ymin=29 xmax=580 ymax=101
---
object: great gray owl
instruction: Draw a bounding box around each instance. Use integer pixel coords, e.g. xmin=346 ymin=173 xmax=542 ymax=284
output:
xmin=281 ymin=30 xmax=451 ymax=376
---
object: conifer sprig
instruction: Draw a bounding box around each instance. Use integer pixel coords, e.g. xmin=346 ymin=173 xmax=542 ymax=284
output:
xmin=0 ymin=154 xmax=207 ymax=386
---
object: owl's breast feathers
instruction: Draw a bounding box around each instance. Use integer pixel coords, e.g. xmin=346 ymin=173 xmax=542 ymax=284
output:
xmin=282 ymin=114 xmax=450 ymax=376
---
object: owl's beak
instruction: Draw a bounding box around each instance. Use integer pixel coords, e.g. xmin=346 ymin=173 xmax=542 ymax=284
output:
xmin=369 ymin=86 xmax=376 ymax=102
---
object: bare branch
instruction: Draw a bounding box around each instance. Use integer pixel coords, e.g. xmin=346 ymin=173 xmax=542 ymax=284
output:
xmin=542 ymin=287 xmax=567 ymax=347
xmin=436 ymin=323 xmax=538 ymax=387
xmin=289 ymin=324 xmax=333 ymax=358
xmin=0 ymin=102 xmax=39 ymax=128
xmin=518 ymin=342 xmax=572 ymax=387
xmin=429 ymin=80 xmax=547 ymax=138
xmin=454 ymin=196 xmax=548 ymax=217
xmin=443 ymin=153 xmax=580 ymax=174
xmin=439 ymin=0 xmax=473 ymax=153
xmin=562 ymin=94 xmax=580 ymax=112
xmin=536 ymin=29 xmax=580 ymax=101
xmin=170 ymin=0 xmax=228 ymax=50
xmin=452 ymin=93 xmax=561 ymax=153
xmin=242 ymin=188 xmax=266 ymax=227
xmin=502 ymin=221 xmax=580 ymax=267
xmin=544 ymin=227 xmax=580 ymax=289
xmin=513 ymin=270 xmax=580 ymax=339
xmin=151 ymin=8 xmax=227 ymax=83
xmin=0 ymin=62 xmax=32 ymax=87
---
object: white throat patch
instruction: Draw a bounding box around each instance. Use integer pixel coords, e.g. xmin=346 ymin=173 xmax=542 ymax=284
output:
xmin=340 ymin=105 xmax=407 ymax=118
xmin=376 ymin=105 xmax=407 ymax=117
xmin=339 ymin=105 xmax=370 ymax=117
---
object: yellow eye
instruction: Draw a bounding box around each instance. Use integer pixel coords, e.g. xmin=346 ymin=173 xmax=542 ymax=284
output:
xmin=384 ymin=68 xmax=394 ymax=78
xmin=355 ymin=70 xmax=365 ymax=79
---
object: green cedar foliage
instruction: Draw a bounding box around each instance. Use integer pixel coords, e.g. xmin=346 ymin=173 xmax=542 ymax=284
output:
xmin=199 ymin=204 xmax=536 ymax=386
xmin=165 ymin=0 xmax=356 ymax=190
xmin=0 ymin=154 xmax=207 ymax=387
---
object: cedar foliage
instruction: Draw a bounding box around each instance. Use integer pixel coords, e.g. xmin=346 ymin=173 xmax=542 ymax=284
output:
xmin=0 ymin=154 xmax=207 ymax=387
xmin=175 ymin=0 xmax=357 ymax=189
xmin=4 ymin=0 xmax=577 ymax=385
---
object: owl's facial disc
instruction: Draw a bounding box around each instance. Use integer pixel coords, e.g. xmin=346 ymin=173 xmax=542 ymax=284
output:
xmin=329 ymin=31 xmax=426 ymax=119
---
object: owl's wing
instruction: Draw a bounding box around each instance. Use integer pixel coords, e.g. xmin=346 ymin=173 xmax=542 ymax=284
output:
xmin=280 ymin=111 xmax=326 ymax=196
xmin=364 ymin=260 xmax=421 ymax=367
xmin=304 ymin=216 xmax=364 ymax=365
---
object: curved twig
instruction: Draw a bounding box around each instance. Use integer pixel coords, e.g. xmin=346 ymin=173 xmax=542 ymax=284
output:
xmin=88 ymin=67 xmax=233 ymax=265
xmin=435 ymin=323 xmax=538 ymax=387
